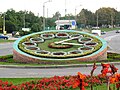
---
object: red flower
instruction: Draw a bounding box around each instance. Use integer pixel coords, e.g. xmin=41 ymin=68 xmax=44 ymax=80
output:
xmin=110 ymin=64 xmax=118 ymax=75
xmin=73 ymin=72 xmax=88 ymax=90
xmin=101 ymin=63 xmax=111 ymax=76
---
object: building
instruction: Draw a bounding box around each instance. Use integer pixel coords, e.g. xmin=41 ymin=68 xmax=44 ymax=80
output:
xmin=55 ymin=20 xmax=76 ymax=30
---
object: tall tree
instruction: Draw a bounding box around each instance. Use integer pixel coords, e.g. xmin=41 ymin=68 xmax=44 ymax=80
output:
xmin=77 ymin=9 xmax=95 ymax=27
xmin=95 ymin=7 xmax=117 ymax=27
xmin=52 ymin=11 xmax=61 ymax=20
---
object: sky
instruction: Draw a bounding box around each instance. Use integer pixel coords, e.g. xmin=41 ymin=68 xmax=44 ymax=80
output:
xmin=0 ymin=0 xmax=120 ymax=17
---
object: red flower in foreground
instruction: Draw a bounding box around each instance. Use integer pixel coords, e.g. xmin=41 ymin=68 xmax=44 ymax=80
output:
xmin=110 ymin=64 xmax=118 ymax=75
xmin=101 ymin=63 xmax=111 ymax=76
xmin=114 ymin=73 xmax=120 ymax=89
xmin=73 ymin=72 xmax=88 ymax=90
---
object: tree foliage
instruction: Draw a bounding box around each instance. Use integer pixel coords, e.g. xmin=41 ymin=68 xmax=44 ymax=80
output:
xmin=0 ymin=7 xmax=120 ymax=34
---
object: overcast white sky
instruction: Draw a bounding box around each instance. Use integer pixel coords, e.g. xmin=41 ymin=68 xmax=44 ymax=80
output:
xmin=0 ymin=0 xmax=120 ymax=17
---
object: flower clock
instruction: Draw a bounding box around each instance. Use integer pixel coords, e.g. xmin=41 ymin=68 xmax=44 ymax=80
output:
xmin=13 ymin=30 xmax=107 ymax=63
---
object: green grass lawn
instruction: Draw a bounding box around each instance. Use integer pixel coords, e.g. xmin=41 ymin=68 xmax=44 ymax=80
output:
xmin=0 ymin=39 xmax=15 ymax=43
xmin=0 ymin=78 xmax=41 ymax=85
xmin=100 ymin=27 xmax=120 ymax=32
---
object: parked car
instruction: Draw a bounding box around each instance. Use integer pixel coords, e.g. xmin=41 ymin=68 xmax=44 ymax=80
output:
xmin=0 ymin=34 xmax=9 ymax=40
xmin=101 ymin=31 xmax=106 ymax=35
xmin=116 ymin=30 xmax=120 ymax=33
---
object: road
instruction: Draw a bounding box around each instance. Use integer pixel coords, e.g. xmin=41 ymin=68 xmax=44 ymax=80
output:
xmin=0 ymin=64 xmax=120 ymax=78
xmin=0 ymin=43 xmax=13 ymax=56
xmin=0 ymin=31 xmax=120 ymax=78
xmin=101 ymin=30 xmax=120 ymax=54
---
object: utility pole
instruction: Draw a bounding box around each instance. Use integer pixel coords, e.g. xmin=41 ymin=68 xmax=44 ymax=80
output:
xmin=43 ymin=0 xmax=52 ymax=31
xmin=96 ymin=12 xmax=98 ymax=27
xmin=111 ymin=13 xmax=114 ymax=28
xmin=65 ymin=0 xmax=66 ymax=16
xmin=75 ymin=5 xmax=82 ymax=29
xmin=23 ymin=11 xmax=26 ymax=28
xmin=2 ymin=12 xmax=6 ymax=34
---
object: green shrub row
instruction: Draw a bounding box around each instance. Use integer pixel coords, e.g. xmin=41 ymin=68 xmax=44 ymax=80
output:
xmin=107 ymin=52 xmax=120 ymax=60
xmin=0 ymin=55 xmax=13 ymax=59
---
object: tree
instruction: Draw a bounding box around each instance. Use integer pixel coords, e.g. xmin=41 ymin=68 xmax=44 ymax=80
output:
xmin=95 ymin=7 xmax=117 ymax=27
xmin=77 ymin=9 xmax=95 ymax=28
xmin=115 ymin=11 xmax=120 ymax=26
xmin=52 ymin=11 xmax=61 ymax=20
xmin=4 ymin=9 xmax=43 ymax=33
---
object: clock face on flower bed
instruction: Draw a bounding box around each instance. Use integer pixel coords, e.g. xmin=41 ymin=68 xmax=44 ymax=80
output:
xmin=17 ymin=30 xmax=105 ymax=60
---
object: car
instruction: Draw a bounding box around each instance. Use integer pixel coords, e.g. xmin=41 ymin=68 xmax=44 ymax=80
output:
xmin=92 ymin=33 xmax=99 ymax=36
xmin=101 ymin=31 xmax=106 ymax=35
xmin=0 ymin=34 xmax=9 ymax=40
xmin=116 ymin=30 xmax=120 ymax=33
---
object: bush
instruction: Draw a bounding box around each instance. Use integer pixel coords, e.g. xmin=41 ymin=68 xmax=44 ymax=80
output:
xmin=0 ymin=55 xmax=13 ymax=59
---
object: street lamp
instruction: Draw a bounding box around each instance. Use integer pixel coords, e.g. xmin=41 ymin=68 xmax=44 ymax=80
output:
xmin=0 ymin=12 xmax=6 ymax=34
xmin=23 ymin=10 xmax=26 ymax=28
xmin=3 ymin=12 xmax=6 ymax=34
xmin=43 ymin=0 xmax=52 ymax=31
xmin=75 ymin=5 xmax=82 ymax=29
xmin=96 ymin=11 xmax=98 ymax=27
xmin=75 ymin=5 xmax=82 ymax=17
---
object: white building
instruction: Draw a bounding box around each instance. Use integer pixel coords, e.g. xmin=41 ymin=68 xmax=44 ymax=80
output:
xmin=55 ymin=20 xmax=76 ymax=30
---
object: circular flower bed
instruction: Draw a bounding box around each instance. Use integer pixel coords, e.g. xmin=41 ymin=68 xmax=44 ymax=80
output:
xmin=79 ymin=37 xmax=92 ymax=42
xmin=25 ymin=46 xmax=40 ymax=51
xmin=85 ymin=42 xmax=97 ymax=46
xmin=79 ymin=46 xmax=93 ymax=51
xmin=13 ymin=30 xmax=107 ymax=63
xmin=77 ymin=41 xmax=84 ymax=44
xmin=22 ymin=42 xmax=37 ymax=47
xmin=55 ymin=32 xmax=69 ymax=38
xmin=30 ymin=38 xmax=44 ymax=43
xmin=35 ymin=50 xmax=50 ymax=55
xmin=41 ymin=33 xmax=54 ymax=39
xmin=51 ymin=51 xmax=67 ymax=56
xmin=68 ymin=50 xmax=82 ymax=54
xmin=70 ymin=34 xmax=83 ymax=39
xmin=48 ymin=42 xmax=73 ymax=49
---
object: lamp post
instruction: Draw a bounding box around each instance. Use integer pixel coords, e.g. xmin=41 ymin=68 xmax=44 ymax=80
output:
xmin=75 ymin=5 xmax=82 ymax=29
xmin=96 ymin=11 xmax=98 ymax=27
xmin=75 ymin=5 xmax=82 ymax=18
xmin=23 ymin=10 xmax=26 ymax=28
xmin=43 ymin=0 xmax=52 ymax=31
xmin=1 ymin=12 xmax=6 ymax=35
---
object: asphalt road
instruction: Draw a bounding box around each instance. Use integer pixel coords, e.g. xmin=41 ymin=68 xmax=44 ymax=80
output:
xmin=0 ymin=43 xmax=13 ymax=56
xmin=101 ymin=30 xmax=120 ymax=54
xmin=0 ymin=64 xmax=120 ymax=78
xmin=0 ymin=31 xmax=120 ymax=78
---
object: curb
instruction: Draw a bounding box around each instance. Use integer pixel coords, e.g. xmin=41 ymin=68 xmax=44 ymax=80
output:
xmin=0 ymin=62 xmax=120 ymax=69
